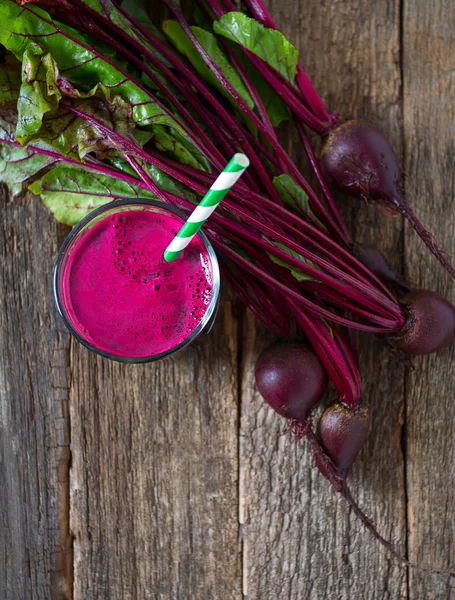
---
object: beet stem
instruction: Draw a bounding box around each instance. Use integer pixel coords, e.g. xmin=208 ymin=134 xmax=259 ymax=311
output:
xmin=297 ymin=122 xmax=352 ymax=245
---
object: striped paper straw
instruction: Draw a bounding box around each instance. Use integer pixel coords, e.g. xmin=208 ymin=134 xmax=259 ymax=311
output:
xmin=164 ymin=153 xmax=250 ymax=262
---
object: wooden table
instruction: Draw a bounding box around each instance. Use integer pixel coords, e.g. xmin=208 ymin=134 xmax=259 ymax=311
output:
xmin=1 ymin=0 xmax=454 ymax=598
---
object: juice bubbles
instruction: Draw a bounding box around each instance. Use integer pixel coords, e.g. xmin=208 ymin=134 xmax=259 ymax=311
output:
xmin=54 ymin=201 xmax=219 ymax=361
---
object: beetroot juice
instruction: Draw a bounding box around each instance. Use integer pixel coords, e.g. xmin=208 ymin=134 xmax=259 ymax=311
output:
xmin=54 ymin=200 xmax=219 ymax=362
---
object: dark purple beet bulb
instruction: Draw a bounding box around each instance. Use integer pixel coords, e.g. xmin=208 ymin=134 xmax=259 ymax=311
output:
xmin=321 ymin=120 xmax=401 ymax=203
xmin=353 ymin=243 xmax=399 ymax=285
xmin=318 ymin=402 xmax=370 ymax=476
xmin=321 ymin=120 xmax=455 ymax=279
xmin=255 ymin=342 xmax=328 ymax=421
xmin=394 ymin=289 xmax=455 ymax=355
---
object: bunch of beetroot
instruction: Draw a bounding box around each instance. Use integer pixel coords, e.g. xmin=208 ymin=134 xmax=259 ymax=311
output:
xmin=255 ymin=340 xmax=454 ymax=577
xmin=1 ymin=0 xmax=454 ymax=577
xmin=243 ymin=0 xmax=455 ymax=575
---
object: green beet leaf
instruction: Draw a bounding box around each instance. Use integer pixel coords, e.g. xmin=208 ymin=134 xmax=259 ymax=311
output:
xmin=0 ymin=112 xmax=62 ymax=196
xmin=273 ymin=174 xmax=326 ymax=229
xmin=29 ymin=165 xmax=157 ymax=226
xmin=120 ymin=0 xmax=170 ymax=44
xmin=140 ymin=162 xmax=197 ymax=205
xmin=140 ymin=60 xmax=176 ymax=95
xmin=321 ymin=318 xmax=335 ymax=339
xmin=0 ymin=141 xmax=61 ymax=196
xmin=12 ymin=51 xmax=185 ymax=170
xmin=273 ymin=174 xmax=311 ymax=212
xmin=192 ymin=3 xmax=215 ymax=32
xmin=14 ymin=41 xmax=131 ymax=151
xmin=213 ymin=12 xmax=299 ymax=84
xmin=19 ymin=93 xmax=135 ymax=162
xmin=241 ymin=59 xmax=290 ymax=128
xmin=11 ymin=42 xmax=204 ymax=170
xmin=79 ymin=0 xmax=174 ymax=105
xmin=163 ymin=20 xmax=254 ymax=110
xmin=0 ymin=55 xmax=60 ymax=194
xmin=108 ymin=157 xmax=197 ymax=204
xmin=16 ymin=42 xmax=62 ymax=144
xmin=0 ymin=54 xmax=22 ymax=112
xmin=0 ymin=48 xmax=196 ymax=205
xmin=268 ymin=242 xmax=315 ymax=282
xmin=0 ymin=0 xmax=207 ymax=170
xmin=82 ymin=0 xmax=173 ymax=72
xmin=152 ymin=124 xmax=209 ymax=172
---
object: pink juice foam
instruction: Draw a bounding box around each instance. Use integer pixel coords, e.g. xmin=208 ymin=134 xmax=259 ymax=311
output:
xmin=62 ymin=209 xmax=214 ymax=358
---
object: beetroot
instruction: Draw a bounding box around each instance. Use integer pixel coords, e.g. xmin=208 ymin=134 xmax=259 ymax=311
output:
xmin=395 ymin=289 xmax=455 ymax=355
xmin=255 ymin=342 xmax=328 ymax=421
xmin=352 ymin=243 xmax=399 ymax=285
xmin=321 ymin=120 xmax=455 ymax=279
xmin=321 ymin=121 xmax=401 ymax=201
xmin=317 ymin=402 xmax=370 ymax=475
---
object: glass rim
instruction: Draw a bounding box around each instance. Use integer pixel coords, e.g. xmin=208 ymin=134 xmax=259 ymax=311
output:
xmin=54 ymin=198 xmax=221 ymax=364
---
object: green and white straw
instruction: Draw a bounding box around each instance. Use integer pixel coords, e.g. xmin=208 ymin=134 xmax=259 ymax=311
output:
xmin=164 ymin=153 xmax=250 ymax=262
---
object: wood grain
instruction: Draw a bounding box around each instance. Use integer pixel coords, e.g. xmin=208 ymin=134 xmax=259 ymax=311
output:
xmin=240 ymin=0 xmax=408 ymax=598
xmin=69 ymin=294 xmax=241 ymax=600
xmin=403 ymin=0 xmax=455 ymax=597
xmin=0 ymin=190 xmax=73 ymax=599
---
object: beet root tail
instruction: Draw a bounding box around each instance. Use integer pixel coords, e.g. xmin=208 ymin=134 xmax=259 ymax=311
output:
xmin=341 ymin=482 xmax=455 ymax=578
xmin=306 ymin=427 xmax=455 ymax=578
xmin=390 ymin=195 xmax=455 ymax=280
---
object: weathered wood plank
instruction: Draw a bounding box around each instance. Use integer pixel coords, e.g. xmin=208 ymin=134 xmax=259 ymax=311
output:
xmin=69 ymin=293 xmax=241 ymax=599
xmin=66 ymin=0 xmax=241 ymax=592
xmin=240 ymin=0 xmax=408 ymax=598
xmin=403 ymin=0 xmax=455 ymax=596
xmin=0 ymin=190 xmax=73 ymax=599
